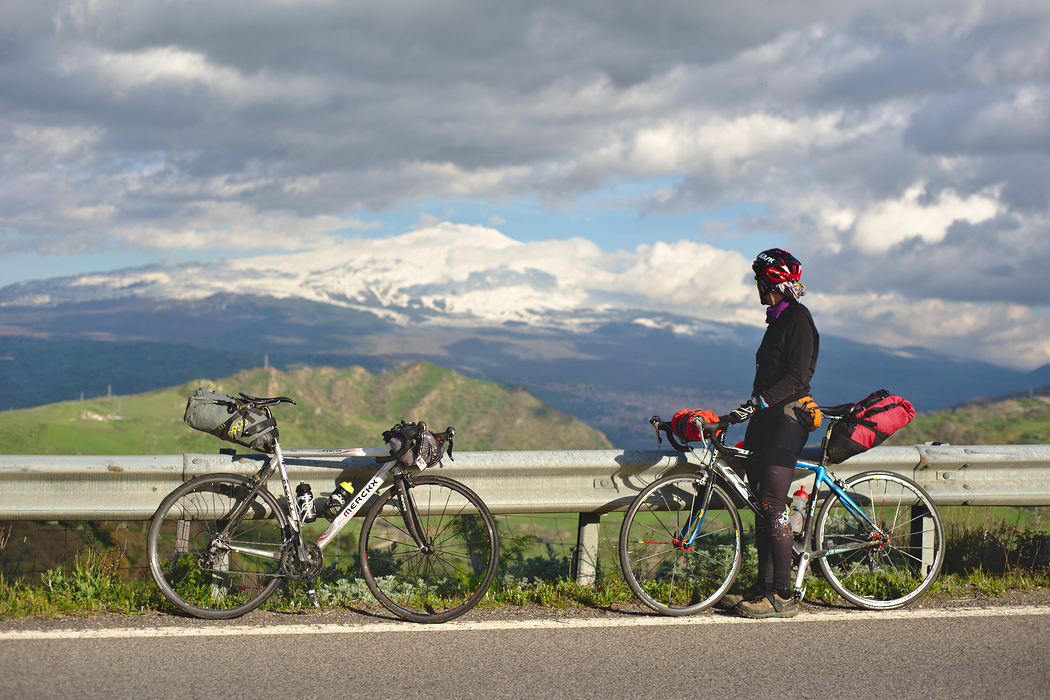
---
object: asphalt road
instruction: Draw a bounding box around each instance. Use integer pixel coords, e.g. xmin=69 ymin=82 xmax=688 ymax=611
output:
xmin=2 ymin=595 xmax=1049 ymax=699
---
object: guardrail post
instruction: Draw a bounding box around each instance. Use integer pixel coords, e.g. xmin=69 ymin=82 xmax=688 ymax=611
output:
xmin=176 ymin=520 xmax=190 ymax=554
xmin=911 ymin=504 xmax=936 ymax=574
xmin=572 ymin=513 xmax=601 ymax=586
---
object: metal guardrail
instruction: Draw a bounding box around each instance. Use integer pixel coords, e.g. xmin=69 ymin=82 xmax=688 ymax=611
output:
xmin=2 ymin=444 xmax=1049 ymax=583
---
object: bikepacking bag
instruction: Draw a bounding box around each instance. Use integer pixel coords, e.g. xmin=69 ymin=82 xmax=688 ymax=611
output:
xmin=378 ymin=420 xmax=455 ymax=470
xmin=670 ymin=408 xmax=721 ymax=442
xmin=183 ymin=389 xmax=279 ymax=453
xmin=825 ymin=389 xmax=915 ymax=464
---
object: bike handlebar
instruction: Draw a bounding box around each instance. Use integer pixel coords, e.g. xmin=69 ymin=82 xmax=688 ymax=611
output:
xmin=653 ymin=401 xmax=858 ymax=461
xmin=239 ymin=392 xmax=296 ymax=407
xmin=649 ymin=414 xmax=749 ymax=458
xmin=696 ymin=418 xmax=750 ymax=459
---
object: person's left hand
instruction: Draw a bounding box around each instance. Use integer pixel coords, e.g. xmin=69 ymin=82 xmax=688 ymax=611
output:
xmin=724 ymin=401 xmax=757 ymax=424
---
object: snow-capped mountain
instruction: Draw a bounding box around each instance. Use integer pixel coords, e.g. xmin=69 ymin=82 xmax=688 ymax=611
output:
xmin=2 ymin=224 xmax=1047 ymax=448
xmin=0 ymin=223 xmax=756 ymax=333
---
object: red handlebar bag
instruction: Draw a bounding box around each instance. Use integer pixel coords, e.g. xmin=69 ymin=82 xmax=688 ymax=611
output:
xmin=671 ymin=408 xmax=721 ymax=443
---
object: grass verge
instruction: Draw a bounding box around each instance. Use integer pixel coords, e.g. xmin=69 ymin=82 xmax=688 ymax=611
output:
xmin=2 ymin=513 xmax=1049 ymax=620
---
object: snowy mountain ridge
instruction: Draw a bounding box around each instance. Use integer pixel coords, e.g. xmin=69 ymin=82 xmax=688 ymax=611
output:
xmin=0 ymin=223 xmax=757 ymax=335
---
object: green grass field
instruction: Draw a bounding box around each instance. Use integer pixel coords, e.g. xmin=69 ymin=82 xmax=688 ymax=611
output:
xmin=0 ymin=360 xmax=611 ymax=455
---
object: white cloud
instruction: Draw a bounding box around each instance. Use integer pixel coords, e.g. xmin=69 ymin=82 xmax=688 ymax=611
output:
xmin=55 ymin=45 xmax=334 ymax=106
xmin=7 ymin=123 xmax=103 ymax=166
xmin=627 ymin=112 xmax=843 ymax=178
xmin=852 ymin=184 xmax=1001 ymax=252
xmin=606 ymin=241 xmax=753 ymax=314
xmin=809 ymin=292 xmax=1050 ymax=371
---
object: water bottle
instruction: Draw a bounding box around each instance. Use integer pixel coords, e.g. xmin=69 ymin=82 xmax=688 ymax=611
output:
xmin=296 ymin=482 xmax=317 ymax=523
xmin=321 ymin=481 xmax=354 ymax=521
xmin=789 ymin=486 xmax=808 ymax=533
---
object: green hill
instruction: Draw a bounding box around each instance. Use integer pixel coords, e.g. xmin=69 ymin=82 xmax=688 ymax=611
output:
xmin=0 ymin=361 xmax=612 ymax=455
xmin=885 ymin=395 xmax=1050 ymax=446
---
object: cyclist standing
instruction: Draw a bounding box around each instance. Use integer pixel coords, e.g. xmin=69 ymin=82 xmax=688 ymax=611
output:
xmin=720 ymin=249 xmax=819 ymax=619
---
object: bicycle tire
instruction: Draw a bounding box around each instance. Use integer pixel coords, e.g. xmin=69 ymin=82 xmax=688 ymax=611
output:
xmin=359 ymin=474 xmax=498 ymax=623
xmin=147 ymin=473 xmax=287 ymax=620
xmin=815 ymin=470 xmax=945 ymax=609
xmin=619 ymin=474 xmax=742 ymax=616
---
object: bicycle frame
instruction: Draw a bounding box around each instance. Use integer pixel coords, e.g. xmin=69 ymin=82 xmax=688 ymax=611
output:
xmin=214 ymin=442 xmax=408 ymax=564
xmin=681 ymin=438 xmax=886 ymax=595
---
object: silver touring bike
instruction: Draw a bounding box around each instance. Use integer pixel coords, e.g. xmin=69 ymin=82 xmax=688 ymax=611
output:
xmin=147 ymin=393 xmax=499 ymax=623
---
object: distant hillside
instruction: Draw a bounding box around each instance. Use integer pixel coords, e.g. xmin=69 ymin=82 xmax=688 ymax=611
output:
xmin=3 ymin=293 xmax=1050 ymax=449
xmin=885 ymin=395 xmax=1050 ymax=446
xmin=0 ymin=361 xmax=612 ymax=455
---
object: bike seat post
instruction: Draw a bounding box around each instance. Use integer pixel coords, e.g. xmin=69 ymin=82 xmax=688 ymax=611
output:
xmin=817 ymin=417 xmax=838 ymax=467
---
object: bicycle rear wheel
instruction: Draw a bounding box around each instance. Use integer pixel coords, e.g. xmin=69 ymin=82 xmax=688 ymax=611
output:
xmin=619 ymin=474 xmax=742 ymax=616
xmin=147 ymin=474 xmax=287 ymax=620
xmin=815 ymin=470 xmax=945 ymax=609
xmin=359 ymin=474 xmax=499 ymax=623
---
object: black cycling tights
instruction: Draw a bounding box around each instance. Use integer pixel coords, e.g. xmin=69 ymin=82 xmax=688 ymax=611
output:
xmin=744 ymin=411 xmax=808 ymax=595
xmin=747 ymin=463 xmax=796 ymax=594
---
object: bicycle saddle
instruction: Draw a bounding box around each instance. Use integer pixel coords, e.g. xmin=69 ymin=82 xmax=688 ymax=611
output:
xmin=818 ymin=402 xmax=856 ymax=419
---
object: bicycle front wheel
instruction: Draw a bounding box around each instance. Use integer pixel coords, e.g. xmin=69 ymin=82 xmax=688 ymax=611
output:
xmin=815 ymin=470 xmax=945 ymax=609
xmin=359 ymin=474 xmax=499 ymax=623
xmin=619 ymin=475 xmax=742 ymax=616
xmin=147 ymin=473 xmax=287 ymax=620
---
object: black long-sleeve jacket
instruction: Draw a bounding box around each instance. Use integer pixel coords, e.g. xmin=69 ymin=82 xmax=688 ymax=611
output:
xmin=752 ymin=302 xmax=819 ymax=408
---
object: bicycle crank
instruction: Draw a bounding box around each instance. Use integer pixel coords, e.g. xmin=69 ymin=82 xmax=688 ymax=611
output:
xmin=279 ymin=540 xmax=324 ymax=581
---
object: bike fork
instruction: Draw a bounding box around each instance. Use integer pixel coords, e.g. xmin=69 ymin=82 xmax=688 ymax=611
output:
xmin=681 ymin=472 xmax=714 ymax=549
xmin=394 ymin=474 xmax=432 ymax=553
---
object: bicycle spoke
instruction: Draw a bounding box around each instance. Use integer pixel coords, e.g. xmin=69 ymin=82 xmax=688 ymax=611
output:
xmin=360 ymin=475 xmax=498 ymax=623
xmin=148 ymin=474 xmax=286 ymax=620
xmin=816 ymin=471 xmax=944 ymax=609
xmin=619 ymin=476 xmax=742 ymax=616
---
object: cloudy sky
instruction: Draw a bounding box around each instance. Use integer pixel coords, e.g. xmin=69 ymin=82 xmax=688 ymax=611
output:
xmin=2 ymin=1 xmax=1049 ymax=370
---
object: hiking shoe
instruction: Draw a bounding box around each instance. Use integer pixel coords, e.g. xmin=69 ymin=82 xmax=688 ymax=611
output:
xmin=718 ymin=585 xmax=765 ymax=609
xmin=737 ymin=592 xmax=798 ymax=619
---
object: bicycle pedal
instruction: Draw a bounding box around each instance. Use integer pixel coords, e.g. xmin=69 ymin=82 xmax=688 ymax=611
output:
xmin=307 ymin=586 xmax=319 ymax=608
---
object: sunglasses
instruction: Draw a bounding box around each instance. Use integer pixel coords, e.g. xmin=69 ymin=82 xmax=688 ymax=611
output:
xmin=755 ymin=277 xmax=773 ymax=293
